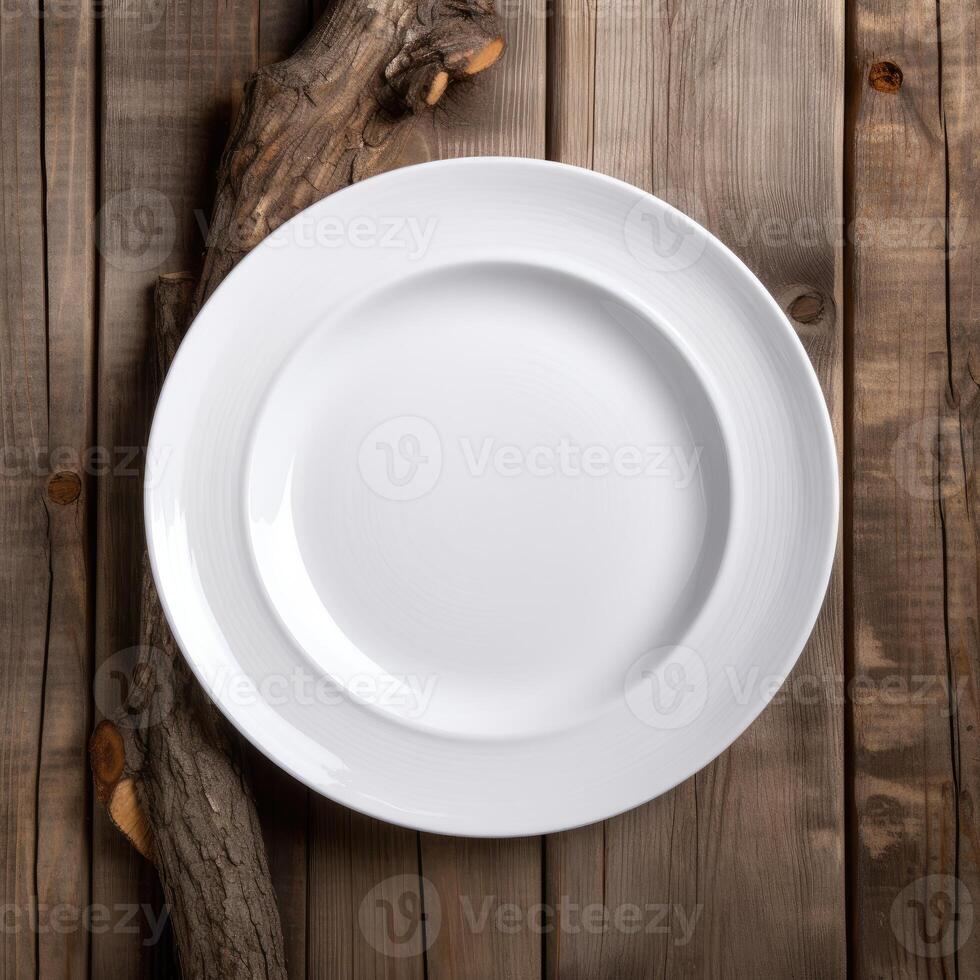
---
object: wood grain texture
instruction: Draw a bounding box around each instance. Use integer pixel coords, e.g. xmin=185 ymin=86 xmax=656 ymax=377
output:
xmin=37 ymin=2 xmax=97 ymax=978
xmin=545 ymin=1 xmax=845 ymax=976
xmin=194 ymin=0 xmax=505 ymax=309
xmin=1 ymin=4 xmax=50 ymax=978
xmin=546 ymin=0 xmax=594 ymax=169
xmin=94 ymin=0 xmax=259 ymax=974
xmin=848 ymin=0 xmax=979 ymax=974
xmin=938 ymin=2 xmax=980 ymax=975
xmin=259 ymin=0 xmax=310 ymax=64
xmin=1 ymin=3 xmax=96 ymax=979
xmin=434 ymin=0 xmax=545 ymax=161
xmin=420 ymin=835 xmax=542 ymax=980
xmin=307 ymin=801 xmax=426 ymax=980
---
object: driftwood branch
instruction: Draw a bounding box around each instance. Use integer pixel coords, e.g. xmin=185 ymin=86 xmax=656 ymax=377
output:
xmin=92 ymin=274 xmax=287 ymax=978
xmin=197 ymin=0 xmax=504 ymax=307
xmin=90 ymin=1 xmax=504 ymax=976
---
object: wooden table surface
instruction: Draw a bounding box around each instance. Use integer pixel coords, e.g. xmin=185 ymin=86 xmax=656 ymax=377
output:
xmin=2 ymin=0 xmax=977 ymax=977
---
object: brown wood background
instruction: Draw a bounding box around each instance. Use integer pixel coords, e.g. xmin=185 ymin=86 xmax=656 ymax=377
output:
xmin=1 ymin=0 xmax=976 ymax=977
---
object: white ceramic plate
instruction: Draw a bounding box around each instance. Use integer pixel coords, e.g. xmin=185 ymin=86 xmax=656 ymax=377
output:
xmin=146 ymin=157 xmax=837 ymax=836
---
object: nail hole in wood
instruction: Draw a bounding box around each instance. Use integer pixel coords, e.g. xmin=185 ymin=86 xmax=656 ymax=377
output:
xmin=789 ymin=292 xmax=824 ymax=324
xmin=47 ymin=470 xmax=82 ymax=504
xmin=869 ymin=61 xmax=903 ymax=93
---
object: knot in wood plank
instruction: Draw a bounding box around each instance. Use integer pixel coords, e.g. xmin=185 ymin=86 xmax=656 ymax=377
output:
xmin=868 ymin=61 xmax=902 ymax=93
xmin=47 ymin=470 xmax=81 ymax=504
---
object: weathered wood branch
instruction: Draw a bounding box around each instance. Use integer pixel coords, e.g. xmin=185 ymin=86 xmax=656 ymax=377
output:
xmin=197 ymin=0 xmax=504 ymax=307
xmin=92 ymin=274 xmax=287 ymax=979
xmin=89 ymin=1 xmax=504 ymax=976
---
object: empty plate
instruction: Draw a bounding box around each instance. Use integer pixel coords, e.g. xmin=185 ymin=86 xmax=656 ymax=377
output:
xmin=146 ymin=157 xmax=837 ymax=836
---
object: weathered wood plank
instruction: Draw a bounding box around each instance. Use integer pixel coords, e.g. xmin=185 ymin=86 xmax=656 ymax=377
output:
xmin=546 ymin=0 xmax=594 ymax=169
xmin=0 ymin=4 xmax=50 ymax=977
xmin=36 ymin=2 xmax=98 ymax=978
xmin=545 ymin=0 xmax=845 ymax=975
xmin=938 ymin=4 xmax=980 ymax=975
xmin=94 ymin=1 xmax=258 ymax=975
xmin=260 ymin=0 xmax=310 ymax=65
xmin=421 ymin=835 xmax=543 ymax=980
xmin=435 ymin=0 xmax=546 ymax=161
xmin=399 ymin=0 xmax=546 ymax=167
xmin=543 ymin=823 xmax=604 ymax=979
xmin=849 ymin=0 xmax=979 ymax=973
xmin=307 ymin=801 xmax=425 ymax=980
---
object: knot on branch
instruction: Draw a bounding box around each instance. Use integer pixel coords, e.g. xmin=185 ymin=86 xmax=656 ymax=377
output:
xmin=386 ymin=0 xmax=504 ymax=111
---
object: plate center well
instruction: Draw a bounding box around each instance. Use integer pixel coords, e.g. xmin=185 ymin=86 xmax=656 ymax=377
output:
xmin=246 ymin=261 xmax=730 ymax=738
